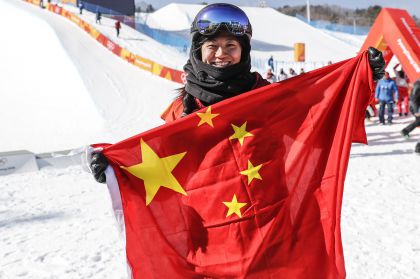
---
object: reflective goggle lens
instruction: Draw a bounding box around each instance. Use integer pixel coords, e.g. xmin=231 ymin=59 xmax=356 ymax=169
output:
xmin=193 ymin=4 xmax=252 ymax=37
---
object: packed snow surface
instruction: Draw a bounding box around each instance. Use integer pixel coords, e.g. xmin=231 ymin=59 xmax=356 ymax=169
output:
xmin=1 ymin=1 xmax=419 ymax=278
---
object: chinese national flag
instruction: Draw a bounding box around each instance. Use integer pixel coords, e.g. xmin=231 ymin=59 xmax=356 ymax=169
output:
xmin=100 ymin=51 xmax=373 ymax=278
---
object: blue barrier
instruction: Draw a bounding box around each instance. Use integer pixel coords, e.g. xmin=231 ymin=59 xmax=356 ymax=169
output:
xmin=134 ymin=22 xmax=190 ymax=54
xmin=81 ymin=2 xmax=126 ymax=16
xmin=295 ymin=14 xmax=370 ymax=35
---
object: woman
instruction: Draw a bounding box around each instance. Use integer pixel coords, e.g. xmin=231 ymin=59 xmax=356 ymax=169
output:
xmin=90 ymin=3 xmax=385 ymax=183
xmin=161 ymin=3 xmax=270 ymax=122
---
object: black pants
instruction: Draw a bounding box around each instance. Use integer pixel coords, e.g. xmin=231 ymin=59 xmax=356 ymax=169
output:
xmin=403 ymin=115 xmax=420 ymax=134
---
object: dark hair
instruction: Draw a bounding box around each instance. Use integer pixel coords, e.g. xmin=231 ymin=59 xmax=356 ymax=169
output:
xmin=398 ymin=70 xmax=405 ymax=79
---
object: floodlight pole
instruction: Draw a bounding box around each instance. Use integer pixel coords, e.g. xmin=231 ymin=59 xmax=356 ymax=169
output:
xmin=306 ymin=0 xmax=311 ymax=23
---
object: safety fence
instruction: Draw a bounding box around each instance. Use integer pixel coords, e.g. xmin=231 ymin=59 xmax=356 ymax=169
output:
xmin=81 ymin=2 xmax=125 ymax=16
xmin=295 ymin=14 xmax=370 ymax=35
xmin=134 ymin=21 xmax=190 ymax=54
xmin=25 ymin=0 xmax=185 ymax=84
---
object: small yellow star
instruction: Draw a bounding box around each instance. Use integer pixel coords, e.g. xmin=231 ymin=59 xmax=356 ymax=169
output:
xmin=240 ymin=160 xmax=263 ymax=185
xmin=121 ymin=139 xmax=187 ymax=206
xmin=197 ymin=106 xmax=219 ymax=127
xmin=229 ymin=122 xmax=253 ymax=146
xmin=223 ymin=194 xmax=247 ymax=218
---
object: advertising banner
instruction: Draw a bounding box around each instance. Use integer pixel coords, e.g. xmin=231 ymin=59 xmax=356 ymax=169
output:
xmin=82 ymin=0 xmax=135 ymax=16
xmin=361 ymin=8 xmax=420 ymax=82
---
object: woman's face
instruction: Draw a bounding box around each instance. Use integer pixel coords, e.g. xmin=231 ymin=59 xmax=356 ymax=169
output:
xmin=201 ymin=33 xmax=242 ymax=67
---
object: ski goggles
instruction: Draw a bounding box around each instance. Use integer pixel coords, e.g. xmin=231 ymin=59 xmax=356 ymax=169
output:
xmin=191 ymin=4 xmax=252 ymax=38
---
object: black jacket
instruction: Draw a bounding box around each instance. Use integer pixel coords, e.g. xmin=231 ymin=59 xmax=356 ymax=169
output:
xmin=411 ymin=80 xmax=420 ymax=113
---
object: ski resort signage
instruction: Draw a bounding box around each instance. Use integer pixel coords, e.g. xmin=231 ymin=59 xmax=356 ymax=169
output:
xmin=0 ymin=150 xmax=38 ymax=176
xmin=361 ymin=8 xmax=420 ymax=81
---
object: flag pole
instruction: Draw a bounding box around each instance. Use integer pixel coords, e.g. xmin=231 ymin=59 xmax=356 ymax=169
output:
xmin=306 ymin=0 xmax=311 ymax=23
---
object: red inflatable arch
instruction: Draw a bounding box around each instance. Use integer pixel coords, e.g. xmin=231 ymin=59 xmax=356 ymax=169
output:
xmin=360 ymin=8 xmax=420 ymax=82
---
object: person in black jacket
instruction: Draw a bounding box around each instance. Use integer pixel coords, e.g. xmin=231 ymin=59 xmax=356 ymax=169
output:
xmin=401 ymin=78 xmax=420 ymax=154
xmin=95 ymin=11 xmax=102 ymax=24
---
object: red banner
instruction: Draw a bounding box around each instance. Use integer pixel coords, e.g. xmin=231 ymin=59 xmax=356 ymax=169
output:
xmin=96 ymin=34 xmax=122 ymax=56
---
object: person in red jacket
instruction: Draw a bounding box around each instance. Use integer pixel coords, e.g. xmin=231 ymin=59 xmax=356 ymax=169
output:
xmin=114 ymin=20 xmax=121 ymax=37
xmin=393 ymin=64 xmax=410 ymax=116
xmin=161 ymin=3 xmax=270 ymax=122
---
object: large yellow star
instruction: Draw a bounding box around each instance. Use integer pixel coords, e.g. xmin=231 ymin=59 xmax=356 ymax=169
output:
xmin=197 ymin=106 xmax=219 ymax=127
xmin=229 ymin=122 xmax=253 ymax=146
xmin=121 ymin=139 xmax=187 ymax=206
xmin=240 ymin=160 xmax=263 ymax=185
xmin=223 ymin=194 xmax=247 ymax=218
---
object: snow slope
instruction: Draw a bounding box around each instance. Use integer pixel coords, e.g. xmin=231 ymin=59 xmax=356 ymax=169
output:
xmin=1 ymin=1 xmax=419 ymax=278
xmin=63 ymin=3 xmax=187 ymax=70
xmin=0 ymin=0 xmax=179 ymax=153
xmin=0 ymin=0 xmax=104 ymax=153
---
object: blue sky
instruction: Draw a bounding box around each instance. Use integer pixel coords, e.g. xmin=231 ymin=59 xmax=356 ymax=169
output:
xmin=148 ymin=1 xmax=420 ymax=17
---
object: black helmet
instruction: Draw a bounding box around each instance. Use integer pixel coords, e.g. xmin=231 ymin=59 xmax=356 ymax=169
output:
xmin=191 ymin=3 xmax=252 ymax=40
xmin=190 ymin=3 xmax=252 ymax=61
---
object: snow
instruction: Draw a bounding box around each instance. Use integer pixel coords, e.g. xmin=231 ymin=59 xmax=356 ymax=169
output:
xmin=142 ymin=3 xmax=200 ymax=31
xmin=321 ymin=29 xmax=367 ymax=49
xmin=1 ymin=0 xmax=419 ymax=278
xmin=64 ymin=4 xmax=187 ymax=70
xmin=0 ymin=0 xmax=104 ymax=153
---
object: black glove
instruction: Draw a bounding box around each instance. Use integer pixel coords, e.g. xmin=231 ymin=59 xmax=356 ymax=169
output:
xmin=90 ymin=152 xmax=108 ymax=183
xmin=181 ymin=93 xmax=197 ymax=117
xmin=368 ymin=47 xmax=386 ymax=81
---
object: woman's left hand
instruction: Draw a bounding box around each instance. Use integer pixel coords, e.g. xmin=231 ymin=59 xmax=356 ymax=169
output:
xmin=368 ymin=47 xmax=386 ymax=81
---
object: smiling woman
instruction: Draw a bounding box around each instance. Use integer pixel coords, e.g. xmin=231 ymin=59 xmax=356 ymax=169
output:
xmin=162 ymin=3 xmax=270 ymax=121
xmin=201 ymin=32 xmax=243 ymax=67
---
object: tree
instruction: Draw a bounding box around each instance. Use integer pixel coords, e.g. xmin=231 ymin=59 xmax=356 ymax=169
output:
xmin=145 ymin=4 xmax=155 ymax=13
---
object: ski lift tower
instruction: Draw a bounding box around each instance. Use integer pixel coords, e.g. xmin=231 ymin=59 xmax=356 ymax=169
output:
xmin=258 ymin=0 xmax=267 ymax=8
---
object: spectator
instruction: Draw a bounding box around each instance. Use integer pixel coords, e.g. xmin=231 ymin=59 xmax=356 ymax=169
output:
xmin=393 ymin=64 xmax=409 ymax=116
xmin=365 ymin=104 xmax=375 ymax=122
xmin=265 ymin=67 xmax=277 ymax=83
xmin=278 ymin=68 xmax=288 ymax=81
xmin=115 ymin=20 xmax=121 ymax=37
xmin=79 ymin=1 xmax=84 ymax=15
xmin=299 ymin=68 xmax=305 ymax=75
xmin=96 ymin=11 xmax=102 ymax=24
xmin=289 ymin=68 xmax=297 ymax=77
xmin=268 ymin=55 xmax=274 ymax=72
xmin=401 ymin=79 xmax=420 ymax=154
xmin=375 ymin=72 xmax=398 ymax=125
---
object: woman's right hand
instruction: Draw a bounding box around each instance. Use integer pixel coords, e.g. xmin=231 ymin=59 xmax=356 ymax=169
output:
xmin=90 ymin=152 xmax=109 ymax=183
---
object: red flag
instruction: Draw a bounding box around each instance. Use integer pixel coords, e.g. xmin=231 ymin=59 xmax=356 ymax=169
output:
xmin=100 ymin=51 xmax=373 ymax=278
